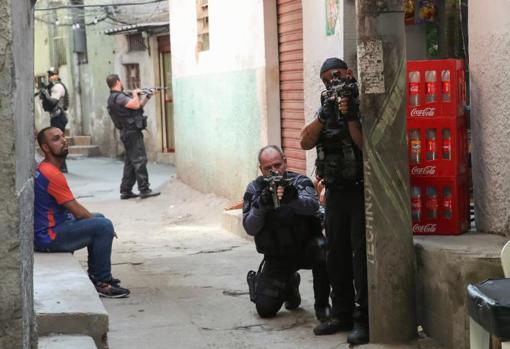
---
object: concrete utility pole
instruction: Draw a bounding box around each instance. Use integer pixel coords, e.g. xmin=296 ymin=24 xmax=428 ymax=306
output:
xmin=355 ymin=0 xmax=416 ymax=343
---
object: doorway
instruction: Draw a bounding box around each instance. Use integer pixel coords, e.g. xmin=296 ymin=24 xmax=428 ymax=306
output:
xmin=157 ymin=35 xmax=175 ymax=154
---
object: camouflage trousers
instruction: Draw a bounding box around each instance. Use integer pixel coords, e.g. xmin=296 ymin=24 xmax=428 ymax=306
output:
xmin=120 ymin=130 xmax=150 ymax=193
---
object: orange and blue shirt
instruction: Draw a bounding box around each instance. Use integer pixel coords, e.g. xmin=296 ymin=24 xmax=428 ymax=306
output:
xmin=34 ymin=162 xmax=75 ymax=248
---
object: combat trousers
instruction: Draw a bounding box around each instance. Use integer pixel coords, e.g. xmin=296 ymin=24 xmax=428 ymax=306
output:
xmin=324 ymin=184 xmax=368 ymax=324
xmin=120 ymin=129 xmax=150 ymax=193
xmin=254 ymin=252 xmax=330 ymax=318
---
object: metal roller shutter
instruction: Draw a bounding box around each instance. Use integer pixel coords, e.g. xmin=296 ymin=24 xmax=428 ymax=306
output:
xmin=277 ymin=0 xmax=305 ymax=174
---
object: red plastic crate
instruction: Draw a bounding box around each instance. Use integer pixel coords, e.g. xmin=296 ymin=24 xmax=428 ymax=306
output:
xmin=407 ymin=115 xmax=469 ymax=177
xmin=407 ymin=59 xmax=466 ymax=118
xmin=410 ymin=175 xmax=469 ymax=235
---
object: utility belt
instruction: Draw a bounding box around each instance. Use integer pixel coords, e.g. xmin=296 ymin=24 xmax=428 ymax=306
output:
xmin=315 ymin=152 xmax=362 ymax=186
xmin=119 ymin=114 xmax=147 ymax=131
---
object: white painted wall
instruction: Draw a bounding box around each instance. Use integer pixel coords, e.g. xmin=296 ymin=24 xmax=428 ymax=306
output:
xmin=302 ymin=0 xmax=356 ymax=176
xmin=169 ymin=0 xmax=267 ymax=77
xmin=469 ymin=0 xmax=510 ymax=236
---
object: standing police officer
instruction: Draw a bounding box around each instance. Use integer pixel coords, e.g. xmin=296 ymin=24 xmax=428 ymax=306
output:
xmin=106 ymin=74 xmax=160 ymax=200
xmin=243 ymin=145 xmax=331 ymax=324
xmin=38 ymin=67 xmax=69 ymax=172
xmin=300 ymin=58 xmax=369 ymax=345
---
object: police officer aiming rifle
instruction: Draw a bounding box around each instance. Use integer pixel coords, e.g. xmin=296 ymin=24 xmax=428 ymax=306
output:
xmin=243 ymin=145 xmax=331 ymax=325
xmin=300 ymin=58 xmax=369 ymax=345
xmin=106 ymin=74 xmax=161 ymax=200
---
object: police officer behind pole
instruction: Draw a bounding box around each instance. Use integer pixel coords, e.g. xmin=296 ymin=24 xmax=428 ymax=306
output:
xmin=243 ymin=145 xmax=331 ymax=324
xmin=106 ymin=74 xmax=160 ymax=200
xmin=38 ymin=67 xmax=70 ymax=173
xmin=300 ymin=58 xmax=368 ymax=345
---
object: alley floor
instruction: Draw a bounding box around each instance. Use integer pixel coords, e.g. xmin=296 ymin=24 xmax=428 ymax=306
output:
xmin=67 ymin=157 xmax=438 ymax=349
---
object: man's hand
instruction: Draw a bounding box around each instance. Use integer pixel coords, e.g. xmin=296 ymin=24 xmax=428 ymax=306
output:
xmin=318 ymin=92 xmax=337 ymax=123
xmin=259 ymin=187 xmax=274 ymax=208
xmin=339 ymin=96 xmax=359 ymax=122
xmin=280 ymin=185 xmax=298 ymax=204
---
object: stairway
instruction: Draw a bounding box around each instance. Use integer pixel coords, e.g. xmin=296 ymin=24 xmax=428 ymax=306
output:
xmin=67 ymin=135 xmax=100 ymax=158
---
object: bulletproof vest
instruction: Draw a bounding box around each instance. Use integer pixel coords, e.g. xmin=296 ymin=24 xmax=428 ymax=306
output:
xmin=315 ymin=116 xmax=363 ymax=185
xmin=48 ymin=81 xmax=69 ymax=111
xmin=251 ymin=175 xmax=320 ymax=256
xmin=107 ymin=91 xmax=145 ymax=131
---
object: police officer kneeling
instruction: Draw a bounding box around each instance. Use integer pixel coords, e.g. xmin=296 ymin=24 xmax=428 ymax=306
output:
xmin=243 ymin=145 xmax=330 ymax=323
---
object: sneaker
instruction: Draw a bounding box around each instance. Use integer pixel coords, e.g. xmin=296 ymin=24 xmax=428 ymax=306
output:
xmin=284 ymin=272 xmax=301 ymax=310
xmin=90 ymin=275 xmax=121 ymax=288
xmin=347 ymin=322 xmax=369 ymax=345
xmin=313 ymin=317 xmax=353 ymax=335
xmin=95 ymin=281 xmax=130 ymax=299
xmin=120 ymin=191 xmax=139 ymax=200
xmin=139 ymin=189 xmax=160 ymax=199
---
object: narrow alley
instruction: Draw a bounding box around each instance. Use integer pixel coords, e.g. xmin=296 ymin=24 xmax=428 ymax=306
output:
xmin=67 ymin=157 xmax=347 ymax=349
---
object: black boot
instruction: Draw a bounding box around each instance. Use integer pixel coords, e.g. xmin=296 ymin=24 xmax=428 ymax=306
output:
xmin=284 ymin=272 xmax=301 ymax=310
xmin=313 ymin=316 xmax=353 ymax=335
xmin=314 ymin=304 xmax=331 ymax=323
xmin=347 ymin=322 xmax=369 ymax=345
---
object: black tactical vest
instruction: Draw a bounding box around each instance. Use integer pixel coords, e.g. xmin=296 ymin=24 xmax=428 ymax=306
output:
xmin=54 ymin=81 xmax=69 ymax=111
xmin=315 ymin=116 xmax=363 ymax=186
xmin=107 ymin=91 xmax=145 ymax=131
xmin=250 ymin=174 xmax=321 ymax=256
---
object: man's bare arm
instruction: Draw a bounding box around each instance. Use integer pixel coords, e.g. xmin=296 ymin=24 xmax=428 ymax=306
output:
xmin=63 ymin=200 xmax=93 ymax=220
xmin=125 ymin=89 xmax=142 ymax=110
xmin=300 ymin=116 xmax=324 ymax=150
xmin=347 ymin=120 xmax=363 ymax=151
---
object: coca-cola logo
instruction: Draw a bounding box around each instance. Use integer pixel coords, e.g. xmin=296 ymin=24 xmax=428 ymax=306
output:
xmin=411 ymin=166 xmax=436 ymax=175
xmin=410 ymin=107 xmax=436 ymax=117
xmin=413 ymin=223 xmax=437 ymax=233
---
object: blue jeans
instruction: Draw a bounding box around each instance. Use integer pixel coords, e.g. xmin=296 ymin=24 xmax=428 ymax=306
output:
xmin=46 ymin=213 xmax=114 ymax=282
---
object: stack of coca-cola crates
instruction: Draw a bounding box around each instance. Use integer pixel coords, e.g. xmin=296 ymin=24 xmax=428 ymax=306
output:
xmin=407 ymin=59 xmax=469 ymax=235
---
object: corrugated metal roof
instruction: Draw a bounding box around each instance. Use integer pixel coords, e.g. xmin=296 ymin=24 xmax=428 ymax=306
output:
xmin=104 ymin=21 xmax=169 ymax=35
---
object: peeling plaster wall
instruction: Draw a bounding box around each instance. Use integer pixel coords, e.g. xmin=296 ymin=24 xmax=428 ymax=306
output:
xmin=0 ymin=1 xmax=37 ymax=348
xmin=469 ymin=0 xmax=510 ymax=236
xmin=169 ymin=0 xmax=279 ymax=200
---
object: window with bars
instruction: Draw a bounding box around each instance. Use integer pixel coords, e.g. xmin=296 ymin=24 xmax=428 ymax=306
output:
xmin=53 ymin=35 xmax=67 ymax=66
xmin=127 ymin=33 xmax=146 ymax=52
xmin=124 ymin=64 xmax=140 ymax=90
xmin=196 ymin=0 xmax=209 ymax=51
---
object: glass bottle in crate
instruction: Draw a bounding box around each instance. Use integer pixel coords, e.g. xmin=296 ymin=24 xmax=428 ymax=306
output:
xmin=409 ymin=71 xmax=421 ymax=106
xmin=443 ymin=186 xmax=453 ymax=219
xmin=411 ymin=186 xmax=422 ymax=222
xmin=426 ymin=186 xmax=438 ymax=219
xmin=442 ymin=128 xmax=451 ymax=160
xmin=409 ymin=129 xmax=421 ymax=164
xmin=425 ymin=70 xmax=437 ymax=103
xmin=441 ymin=69 xmax=451 ymax=102
xmin=426 ymin=128 xmax=437 ymax=161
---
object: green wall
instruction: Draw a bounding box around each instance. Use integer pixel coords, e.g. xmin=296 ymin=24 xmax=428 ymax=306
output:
xmin=174 ymin=69 xmax=262 ymax=200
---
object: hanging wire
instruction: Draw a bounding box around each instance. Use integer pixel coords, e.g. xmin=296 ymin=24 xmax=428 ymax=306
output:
xmin=34 ymin=0 xmax=166 ymax=11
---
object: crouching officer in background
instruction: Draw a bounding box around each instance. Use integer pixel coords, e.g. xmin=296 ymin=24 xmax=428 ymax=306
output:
xmin=300 ymin=58 xmax=368 ymax=345
xmin=106 ymin=74 xmax=160 ymax=200
xmin=243 ymin=145 xmax=331 ymax=325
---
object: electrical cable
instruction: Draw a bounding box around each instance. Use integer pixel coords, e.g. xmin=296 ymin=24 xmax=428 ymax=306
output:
xmin=34 ymin=0 xmax=166 ymax=12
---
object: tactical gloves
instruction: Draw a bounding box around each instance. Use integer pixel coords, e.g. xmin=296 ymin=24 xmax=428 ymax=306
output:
xmin=259 ymin=187 xmax=274 ymax=208
xmin=318 ymin=92 xmax=337 ymax=124
xmin=280 ymin=185 xmax=298 ymax=204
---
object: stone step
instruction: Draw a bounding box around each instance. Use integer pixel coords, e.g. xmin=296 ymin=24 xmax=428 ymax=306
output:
xmin=34 ymin=253 xmax=109 ymax=349
xmin=222 ymin=209 xmax=252 ymax=241
xmin=69 ymin=135 xmax=92 ymax=146
xmin=39 ymin=335 xmax=97 ymax=349
xmin=68 ymin=145 xmax=100 ymax=157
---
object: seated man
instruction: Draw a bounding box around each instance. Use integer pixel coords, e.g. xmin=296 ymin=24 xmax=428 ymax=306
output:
xmin=34 ymin=126 xmax=130 ymax=298
xmin=243 ymin=145 xmax=330 ymax=323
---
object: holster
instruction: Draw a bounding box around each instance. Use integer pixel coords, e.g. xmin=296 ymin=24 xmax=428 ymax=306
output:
xmin=246 ymin=258 xmax=265 ymax=303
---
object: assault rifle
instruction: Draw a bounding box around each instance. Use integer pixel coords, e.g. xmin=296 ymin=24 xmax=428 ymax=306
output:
xmin=263 ymin=170 xmax=293 ymax=209
xmin=125 ymin=86 xmax=168 ymax=95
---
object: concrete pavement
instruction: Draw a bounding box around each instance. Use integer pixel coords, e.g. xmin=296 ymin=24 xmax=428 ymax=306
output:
xmin=66 ymin=157 xmax=441 ymax=349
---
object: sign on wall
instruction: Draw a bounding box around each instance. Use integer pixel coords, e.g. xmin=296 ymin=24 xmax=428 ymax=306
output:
xmin=325 ymin=0 xmax=340 ymax=36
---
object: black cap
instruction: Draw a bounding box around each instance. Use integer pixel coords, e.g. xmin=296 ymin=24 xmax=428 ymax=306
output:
xmin=47 ymin=67 xmax=59 ymax=76
xmin=320 ymin=58 xmax=348 ymax=76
